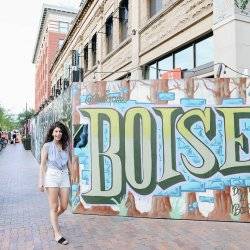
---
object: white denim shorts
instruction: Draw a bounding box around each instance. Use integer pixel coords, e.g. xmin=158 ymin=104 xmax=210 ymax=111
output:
xmin=44 ymin=168 xmax=70 ymax=188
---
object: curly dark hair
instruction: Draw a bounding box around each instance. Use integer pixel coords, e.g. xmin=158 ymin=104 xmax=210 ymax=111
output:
xmin=44 ymin=121 xmax=70 ymax=150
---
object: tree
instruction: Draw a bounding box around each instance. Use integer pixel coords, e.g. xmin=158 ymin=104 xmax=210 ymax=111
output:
xmin=17 ymin=109 xmax=35 ymax=128
xmin=0 ymin=105 xmax=17 ymax=131
xmin=16 ymin=109 xmax=35 ymax=150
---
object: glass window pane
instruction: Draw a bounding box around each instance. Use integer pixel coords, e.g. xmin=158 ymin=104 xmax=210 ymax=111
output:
xmin=59 ymin=22 xmax=68 ymax=33
xmin=158 ymin=56 xmax=173 ymax=78
xmin=156 ymin=0 xmax=163 ymax=12
xmin=106 ymin=16 xmax=113 ymax=53
xmin=196 ymin=36 xmax=214 ymax=66
xmin=92 ymin=34 xmax=97 ymax=66
xmin=150 ymin=0 xmax=163 ymax=17
xmin=148 ymin=63 xmax=157 ymax=79
xmin=175 ymin=46 xmax=194 ymax=70
xmin=84 ymin=45 xmax=88 ymax=72
xmin=119 ymin=0 xmax=129 ymax=42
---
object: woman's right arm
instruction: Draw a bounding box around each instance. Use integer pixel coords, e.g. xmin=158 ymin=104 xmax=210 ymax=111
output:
xmin=38 ymin=145 xmax=48 ymax=192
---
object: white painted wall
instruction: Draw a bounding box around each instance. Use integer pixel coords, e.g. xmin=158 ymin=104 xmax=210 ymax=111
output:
xmin=213 ymin=0 xmax=250 ymax=77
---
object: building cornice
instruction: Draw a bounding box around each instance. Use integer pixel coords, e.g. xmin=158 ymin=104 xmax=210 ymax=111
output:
xmin=32 ymin=4 xmax=77 ymax=64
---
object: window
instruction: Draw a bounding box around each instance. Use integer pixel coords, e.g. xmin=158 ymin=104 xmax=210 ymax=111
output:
xmin=144 ymin=34 xmax=214 ymax=79
xmin=55 ymin=78 xmax=62 ymax=96
xmin=72 ymin=50 xmax=79 ymax=66
xmin=175 ymin=46 xmax=194 ymax=70
xmin=145 ymin=63 xmax=157 ymax=79
xmin=119 ymin=0 xmax=129 ymax=42
xmin=158 ymin=55 xmax=173 ymax=77
xmin=72 ymin=70 xmax=80 ymax=82
xmin=150 ymin=0 xmax=163 ymax=17
xmin=84 ymin=44 xmax=88 ymax=72
xmin=59 ymin=22 xmax=69 ymax=33
xmin=91 ymin=34 xmax=97 ymax=66
xmin=58 ymin=39 xmax=64 ymax=49
xmin=106 ymin=15 xmax=113 ymax=54
xmin=195 ymin=36 xmax=214 ymax=67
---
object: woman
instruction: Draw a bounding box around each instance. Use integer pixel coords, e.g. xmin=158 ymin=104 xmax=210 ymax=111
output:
xmin=38 ymin=121 xmax=72 ymax=245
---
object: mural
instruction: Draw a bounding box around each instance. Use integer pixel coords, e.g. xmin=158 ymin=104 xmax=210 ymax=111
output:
xmin=71 ymin=78 xmax=250 ymax=222
xmin=235 ymin=0 xmax=250 ymax=17
xmin=214 ymin=0 xmax=250 ymax=26
xmin=235 ymin=0 xmax=249 ymax=11
xmin=31 ymin=88 xmax=71 ymax=161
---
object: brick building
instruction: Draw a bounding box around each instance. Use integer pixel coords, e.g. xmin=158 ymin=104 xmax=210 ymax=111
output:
xmin=32 ymin=4 xmax=77 ymax=112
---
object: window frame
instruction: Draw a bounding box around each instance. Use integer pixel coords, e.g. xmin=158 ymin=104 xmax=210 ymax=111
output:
xmin=174 ymin=45 xmax=194 ymax=70
xmin=149 ymin=0 xmax=163 ymax=18
xmin=144 ymin=33 xmax=214 ymax=79
xmin=106 ymin=15 xmax=113 ymax=54
xmin=91 ymin=34 xmax=97 ymax=66
xmin=119 ymin=0 xmax=129 ymax=42
xmin=84 ymin=44 xmax=89 ymax=72
xmin=58 ymin=22 xmax=69 ymax=33
xmin=195 ymin=36 xmax=214 ymax=67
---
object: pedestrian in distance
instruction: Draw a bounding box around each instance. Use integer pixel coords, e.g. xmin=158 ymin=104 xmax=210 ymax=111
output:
xmin=12 ymin=131 xmax=17 ymax=144
xmin=8 ymin=131 xmax=11 ymax=143
xmin=38 ymin=121 xmax=72 ymax=245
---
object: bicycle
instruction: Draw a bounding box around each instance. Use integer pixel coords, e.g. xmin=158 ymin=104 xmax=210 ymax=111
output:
xmin=0 ymin=138 xmax=8 ymax=148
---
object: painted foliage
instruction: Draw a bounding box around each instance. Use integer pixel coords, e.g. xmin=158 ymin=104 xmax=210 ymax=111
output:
xmin=235 ymin=0 xmax=249 ymax=11
xmin=71 ymin=78 xmax=250 ymax=222
xmin=31 ymin=88 xmax=71 ymax=161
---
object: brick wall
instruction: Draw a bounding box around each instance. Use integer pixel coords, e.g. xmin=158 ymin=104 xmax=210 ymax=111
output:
xmin=35 ymin=31 xmax=66 ymax=111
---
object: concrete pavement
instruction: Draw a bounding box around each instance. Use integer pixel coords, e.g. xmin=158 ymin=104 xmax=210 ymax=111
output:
xmin=0 ymin=143 xmax=250 ymax=249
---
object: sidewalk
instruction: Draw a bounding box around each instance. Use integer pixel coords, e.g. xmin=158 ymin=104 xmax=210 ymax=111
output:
xmin=0 ymin=143 xmax=249 ymax=250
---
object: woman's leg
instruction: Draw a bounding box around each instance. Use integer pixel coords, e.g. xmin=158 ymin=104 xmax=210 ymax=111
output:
xmin=57 ymin=187 xmax=70 ymax=216
xmin=46 ymin=187 xmax=61 ymax=239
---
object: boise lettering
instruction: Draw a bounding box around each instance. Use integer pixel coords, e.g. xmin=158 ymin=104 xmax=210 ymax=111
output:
xmin=80 ymin=107 xmax=250 ymax=204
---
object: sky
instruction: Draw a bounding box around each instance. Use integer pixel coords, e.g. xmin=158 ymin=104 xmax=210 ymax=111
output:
xmin=0 ymin=0 xmax=81 ymax=115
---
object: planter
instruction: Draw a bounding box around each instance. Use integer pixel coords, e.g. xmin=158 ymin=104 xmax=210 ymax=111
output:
xmin=22 ymin=138 xmax=31 ymax=150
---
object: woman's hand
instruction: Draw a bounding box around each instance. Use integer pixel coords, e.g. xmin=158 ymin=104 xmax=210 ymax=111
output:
xmin=39 ymin=146 xmax=48 ymax=192
xmin=38 ymin=180 xmax=45 ymax=192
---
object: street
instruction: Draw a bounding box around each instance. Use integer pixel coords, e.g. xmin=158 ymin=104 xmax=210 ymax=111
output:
xmin=0 ymin=143 xmax=249 ymax=250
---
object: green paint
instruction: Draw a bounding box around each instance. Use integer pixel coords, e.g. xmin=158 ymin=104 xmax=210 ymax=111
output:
xmin=217 ymin=107 xmax=250 ymax=175
xmin=124 ymin=107 xmax=157 ymax=195
xmin=111 ymin=195 xmax=128 ymax=216
xmin=170 ymin=197 xmax=185 ymax=219
xmin=154 ymin=107 xmax=185 ymax=189
xmin=235 ymin=0 xmax=249 ymax=11
xmin=78 ymin=106 xmax=250 ymax=203
xmin=177 ymin=108 xmax=219 ymax=178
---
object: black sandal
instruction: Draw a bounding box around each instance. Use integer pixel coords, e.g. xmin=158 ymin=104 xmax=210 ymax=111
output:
xmin=56 ymin=237 xmax=69 ymax=245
